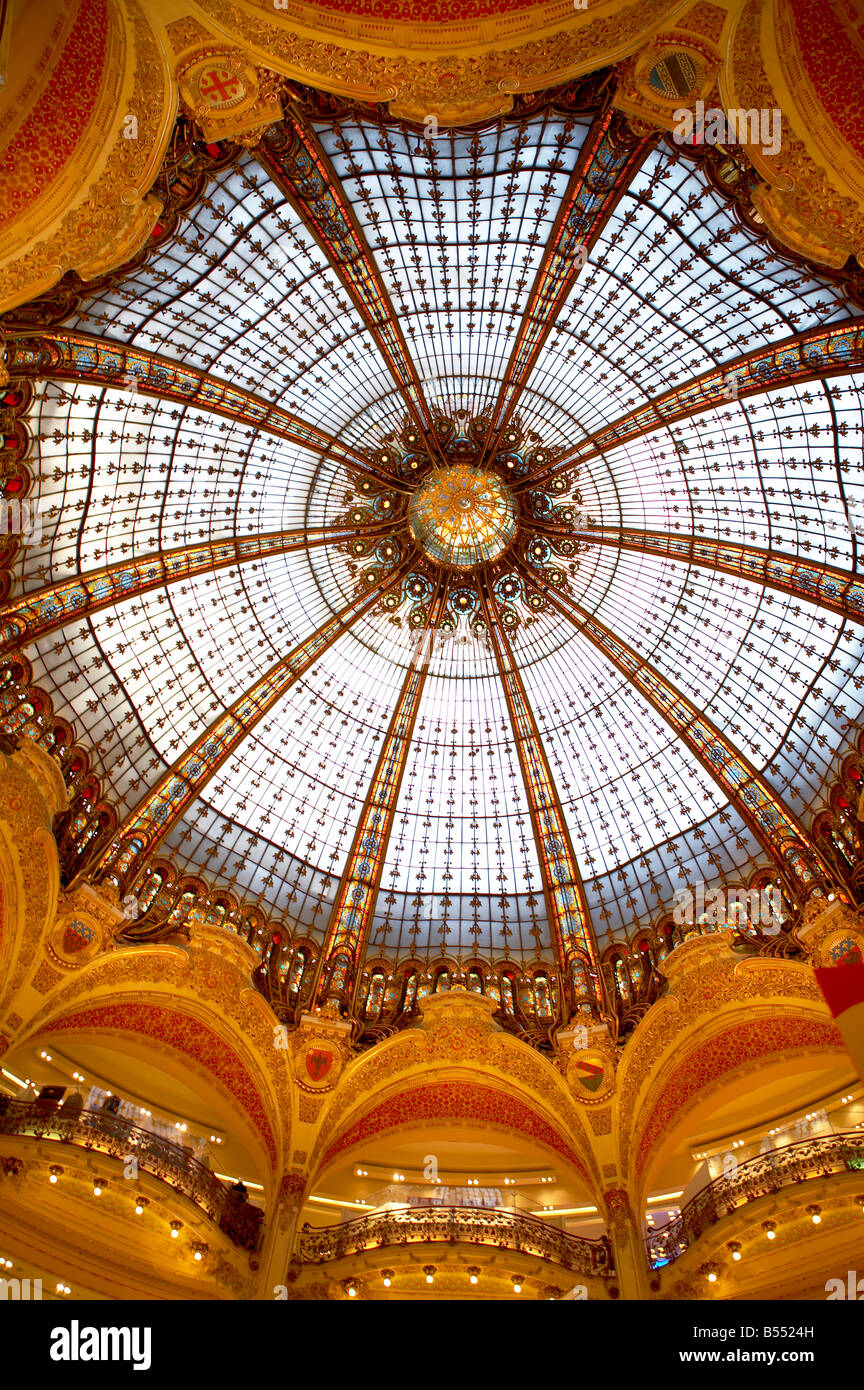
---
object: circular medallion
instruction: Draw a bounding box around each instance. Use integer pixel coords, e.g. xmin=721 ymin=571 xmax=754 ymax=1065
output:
xmin=191 ymin=63 xmax=248 ymax=112
xmin=407 ymin=465 xmax=518 ymax=570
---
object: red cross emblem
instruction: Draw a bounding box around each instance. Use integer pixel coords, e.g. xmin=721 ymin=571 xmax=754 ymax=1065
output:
xmin=305 ymin=1048 xmax=334 ymax=1082
xmin=198 ymin=69 xmax=241 ymax=106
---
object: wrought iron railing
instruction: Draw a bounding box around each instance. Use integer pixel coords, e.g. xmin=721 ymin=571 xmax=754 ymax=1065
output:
xmin=0 ymin=1099 xmax=263 ymax=1250
xmin=647 ymin=1133 xmax=864 ymax=1268
xmin=297 ymin=1204 xmax=614 ymax=1277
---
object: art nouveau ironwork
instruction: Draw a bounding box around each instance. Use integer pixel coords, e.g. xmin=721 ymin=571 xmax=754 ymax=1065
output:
xmin=2 ymin=76 xmax=863 ymax=1023
xmin=0 ymin=1099 xmax=263 ymax=1250
xmin=297 ymin=1203 xmax=614 ymax=1278
xmin=647 ymin=1133 xmax=864 ymax=1269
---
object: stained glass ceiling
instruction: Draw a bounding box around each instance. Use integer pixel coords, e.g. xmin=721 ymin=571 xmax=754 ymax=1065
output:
xmin=9 ymin=87 xmax=864 ymax=964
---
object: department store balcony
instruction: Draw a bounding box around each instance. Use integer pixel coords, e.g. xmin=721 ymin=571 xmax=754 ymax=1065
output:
xmin=648 ymin=1133 xmax=864 ymax=1295
xmin=0 ymin=1098 xmax=263 ymax=1251
xmin=294 ymin=1203 xmax=614 ymax=1297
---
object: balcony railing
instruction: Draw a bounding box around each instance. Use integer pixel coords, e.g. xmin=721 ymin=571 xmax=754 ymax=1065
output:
xmin=0 ymin=1099 xmax=263 ymax=1251
xmin=648 ymin=1133 xmax=864 ymax=1268
xmin=297 ymin=1204 xmax=614 ymax=1277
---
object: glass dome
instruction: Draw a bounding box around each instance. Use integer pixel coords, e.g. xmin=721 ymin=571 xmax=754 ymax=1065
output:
xmin=8 ymin=86 xmax=864 ymax=968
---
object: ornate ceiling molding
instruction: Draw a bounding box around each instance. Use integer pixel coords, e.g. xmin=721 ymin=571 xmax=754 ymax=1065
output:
xmin=0 ymin=0 xmax=177 ymax=314
xmin=722 ymin=0 xmax=864 ymax=268
xmin=189 ymin=0 xmax=687 ymax=120
xmin=2 ymin=0 xmax=863 ymax=317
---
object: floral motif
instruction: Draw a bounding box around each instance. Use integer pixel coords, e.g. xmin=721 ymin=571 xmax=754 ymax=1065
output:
xmin=318 ymin=1079 xmax=590 ymax=1181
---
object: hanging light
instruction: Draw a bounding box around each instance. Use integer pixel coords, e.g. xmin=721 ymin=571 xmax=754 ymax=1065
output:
xmin=381 ymin=1270 xmax=394 ymax=1288
xmin=467 ymin=1267 xmax=480 ymax=1285
xmin=423 ymin=1265 xmax=436 ymax=1285
xmin=762 ymin=1221 xmax=776 ymax=1240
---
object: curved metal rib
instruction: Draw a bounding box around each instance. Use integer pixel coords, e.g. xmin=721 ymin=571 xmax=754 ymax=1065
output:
xmin=516 ymin=558 xmax=838 ymax=900
xmin=91 ymin=553 xmax=417 ymax=892
xmin=314 ymin=574 xmax=451 ymax=1010
xmin=570 ymin=524 xmax=864 ymax=628
xmin=478 ymin=573 xmax=605 ymax=1015
xmin=521 ymin=317 xmax=864 ymax=490
xmin=4 ymin=329 xmax=403 ymax=489
xmin=256 ymin=105 xmax=441 ymax=449
xmin=0 ymin=522 xmax=396 ymax=649
xmin=486 ymin=108 xmax=655 ymax=457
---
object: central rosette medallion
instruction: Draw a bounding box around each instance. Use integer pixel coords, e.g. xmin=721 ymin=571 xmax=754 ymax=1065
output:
xmin=340 ymin=414 xmax=583 ymax=634
xmin=407 ymin=464 xmax=518 ymax=570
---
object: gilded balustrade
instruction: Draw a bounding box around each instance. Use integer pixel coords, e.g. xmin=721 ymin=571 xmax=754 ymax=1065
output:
xmin=647 ymin=1134 xmax=864 ymax=1268
xmin=296 ymin=1204 xmax=614 ymax=1278
xmin=0 ymin=1099 xmax=263 ymax=1250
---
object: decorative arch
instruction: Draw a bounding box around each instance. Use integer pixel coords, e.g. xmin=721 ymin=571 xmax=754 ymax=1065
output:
xmin=26 ymin=998 xmax=280 ymax=1176
xmin=632 ymin=1012 xmax=848 ymax=1193
xmin=11 ymin=925 xmax=293 ymax=1182
xmin=615 ymin=934 xmax=852 ymax=1203
xmin=310 ymin=992 xmax=601 ymax=1195
xmin=314 ymin=1075 xmax=592 ymax=1190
